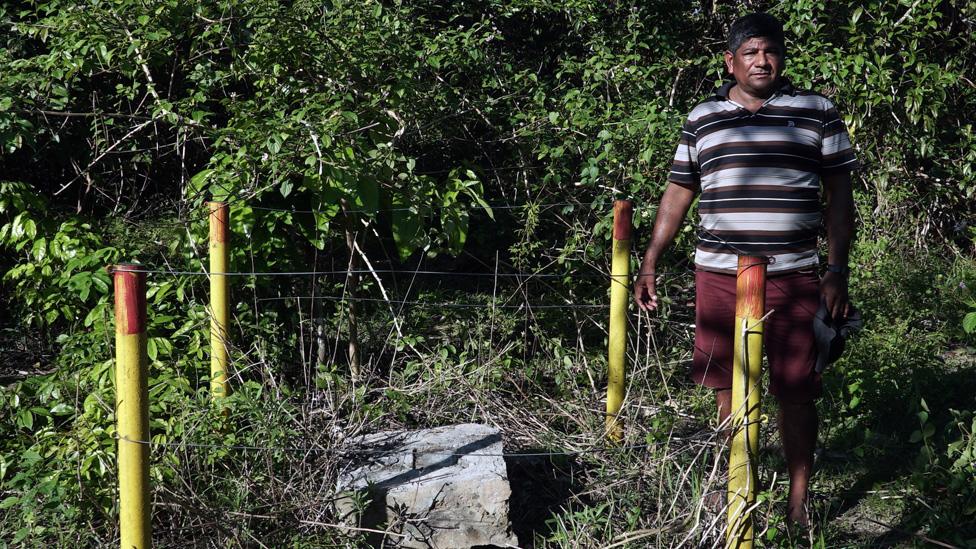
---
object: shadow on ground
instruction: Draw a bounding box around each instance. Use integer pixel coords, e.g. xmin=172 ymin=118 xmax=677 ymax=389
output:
xmin=816 ymin=350 xmax=976 ymax=547
xmin=505 ymin=452 xmax=589 ymax=548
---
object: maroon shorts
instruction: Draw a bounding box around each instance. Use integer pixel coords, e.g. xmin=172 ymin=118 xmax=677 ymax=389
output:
xmin=690 ymin=269 xmax=822 ymax=403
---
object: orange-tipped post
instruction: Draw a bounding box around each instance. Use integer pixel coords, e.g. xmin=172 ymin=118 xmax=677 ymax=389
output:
xmin=726 ymin=255 xmax=767 ymax=548
xmin=606 ymin=200 xmax=632 ymax=441
xmin=208 ymin=201 xmax=231 ymax=401
xmin=113 ymin=263 xmax=151 ymax=548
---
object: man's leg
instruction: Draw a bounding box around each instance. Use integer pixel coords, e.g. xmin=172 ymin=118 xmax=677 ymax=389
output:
xmin=691 ymin=271 xmax=737 ymax=511
xmin=766 ymin=270 xmax=822 ymax=526
xmin=778 ymin=400 xmax=817 ymax=526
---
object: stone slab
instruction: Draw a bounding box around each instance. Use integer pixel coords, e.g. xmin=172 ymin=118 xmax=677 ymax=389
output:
xmin=336 ymin=423 xmax=518 ymax=548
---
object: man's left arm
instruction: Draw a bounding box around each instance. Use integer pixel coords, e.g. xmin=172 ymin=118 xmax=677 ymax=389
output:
xmin=822 ymin=171 xmax=855 ymax=320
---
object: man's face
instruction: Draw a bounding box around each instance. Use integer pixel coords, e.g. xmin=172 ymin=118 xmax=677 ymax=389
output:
xmin=724 ymin=36 xmax=785 ymax=98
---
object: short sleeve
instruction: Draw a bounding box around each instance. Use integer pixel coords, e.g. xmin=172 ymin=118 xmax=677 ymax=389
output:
xmin=668 ymin=119 xmax=701 ymax=192
xmin=821 ymin=101 xmax=858 ymax=177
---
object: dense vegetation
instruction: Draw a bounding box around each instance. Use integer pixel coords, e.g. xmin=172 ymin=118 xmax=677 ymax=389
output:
xmin=1 ymin=0 xmax=975 ymax=546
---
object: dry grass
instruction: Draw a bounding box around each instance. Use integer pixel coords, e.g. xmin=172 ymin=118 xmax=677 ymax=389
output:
xmin=141 ymin=280 xmax=831 ymax=548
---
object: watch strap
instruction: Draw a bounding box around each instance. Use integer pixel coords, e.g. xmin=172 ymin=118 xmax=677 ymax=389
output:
xmin=826 ymin=264 xmax=850 ymax=275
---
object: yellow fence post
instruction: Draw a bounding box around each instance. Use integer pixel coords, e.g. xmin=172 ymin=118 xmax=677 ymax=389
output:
xmin=112 ymin=263 xmax=151 ymax=548
xmin=606 ymin=200 xmax=632 ymax=442
xmin=726 ymin=255 xmax=767 ymax=549
xmin=208 ymin=201 xmax=231 ymax=400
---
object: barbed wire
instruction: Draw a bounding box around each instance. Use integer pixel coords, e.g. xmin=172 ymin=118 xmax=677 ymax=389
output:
xmin=254 ymin=295 xmax=609 ymax=309
xmin=120 ymin=267 xmax=696 ymax=280
xmin=159 ymin=199 xmax=602 ymax=230
xmin=248 ymin=201 xmax=583 ymax=215
xmin=113 ymin=430 xmax=719 ymax=458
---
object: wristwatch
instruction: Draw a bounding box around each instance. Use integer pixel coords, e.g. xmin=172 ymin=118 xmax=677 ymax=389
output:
xmin=826 ymin=264 xmax=850 ymax=275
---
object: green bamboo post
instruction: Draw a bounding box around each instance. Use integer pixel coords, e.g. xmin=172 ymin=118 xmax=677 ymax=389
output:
xmin=208 ymin=201 xmax=231 ymax=400
xmin=606 ymin=200 xmax=632 ymax=441
xmin=726 ymin=255 xmax=767 ymax=549
xmin=112 ymin=263 xmax=151 ymax=548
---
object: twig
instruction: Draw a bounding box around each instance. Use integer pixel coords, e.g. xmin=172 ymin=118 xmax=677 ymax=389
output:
xmin=54 ymin=118 xmax=156 ymax=195
xmin=298 ymin=519 xmax=407 ymax=539
xmin=12 ymin=109 xmax=151 ymax=120
xmin=605 ymin=526 xmax=667 ymax=548
xmin=894 ymin=0 xmax=923 ymax=26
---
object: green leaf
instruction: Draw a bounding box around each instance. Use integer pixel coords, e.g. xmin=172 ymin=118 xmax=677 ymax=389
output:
xmin=267 ymin=135 xmax=282 ymax=154
xmin=91 ymin=272 xmax=110 ymax=294
xmin=31 ymin=237 xmax=46 ymax=261
xmin=392 ymin=208 xmax=425 ymax=260
xmin=50 ymin=403 xmax=73 ymax=415
xmin=97 ymin=43 xmax=112 ymax=64
xmin=354 ymin=177 xmax=379 ymax=212
xmin=84 ymin=304 xmax=103 ymax=327
xmin=22 ymin=218 xmax=36 ymax=239
xmin=188 ymin=169 xmax=214 ymax=196
xmin=279 ymin=180 xmax=294 ymax=198
xmin=963 ymin=311 xmax=976 ymax=334
xmin=442 ymin=209 xmax=468 ymax=254
xmin=17 ymin=409 xmax=33 ymax=429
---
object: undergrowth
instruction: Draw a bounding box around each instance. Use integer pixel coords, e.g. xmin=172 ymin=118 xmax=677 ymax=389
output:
xmin=1 ymin=228 xmax=974 ymax=546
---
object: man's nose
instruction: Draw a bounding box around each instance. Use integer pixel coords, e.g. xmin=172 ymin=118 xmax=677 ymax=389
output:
xmin=755 ymin=52 xmax=771 ymax=67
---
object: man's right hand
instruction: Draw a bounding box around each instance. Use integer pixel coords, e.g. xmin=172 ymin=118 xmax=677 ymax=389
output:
xmin=633 ymin=268 xmax=658 ymax=311
xmin=632 ymin=183 xmax=696 ymax=312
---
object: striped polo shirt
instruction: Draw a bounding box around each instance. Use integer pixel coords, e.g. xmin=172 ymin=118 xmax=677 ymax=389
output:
xmin=668 ymin=79 xmax=858 ymax=273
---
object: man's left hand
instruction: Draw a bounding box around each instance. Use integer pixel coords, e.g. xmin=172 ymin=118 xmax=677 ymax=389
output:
xmin=820 ymin=270 xmax=849 ymax=321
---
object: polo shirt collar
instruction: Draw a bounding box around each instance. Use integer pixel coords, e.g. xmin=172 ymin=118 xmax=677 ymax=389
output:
xmin=713 ymin=77 xmax=795 ymax=100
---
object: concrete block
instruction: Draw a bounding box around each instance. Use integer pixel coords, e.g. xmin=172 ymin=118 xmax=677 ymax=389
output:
xmin=336 ymin=423 xmax=518 ymax=548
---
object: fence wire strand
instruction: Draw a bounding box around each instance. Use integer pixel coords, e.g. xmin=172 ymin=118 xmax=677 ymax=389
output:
xmin=120 ymin=267 xmax=696 ymax=279
xmin=113 ymin=430 xmax=719 ymax=458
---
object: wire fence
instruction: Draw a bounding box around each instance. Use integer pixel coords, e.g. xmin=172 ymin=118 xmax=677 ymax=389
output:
xmin=248 ymin=201 xmax=582 ymax=215
xmin=125 ymin=267 xmax=696 ymax=280
xmin=102 ymin=204 xmax=709 ymax=459
xmin=154 ymin=198 xmax=615 ymax=233
xmin=113 ymin=434 xmax=711 ymax=458
xmin=77 ymin=196 xmax=837 ymax=549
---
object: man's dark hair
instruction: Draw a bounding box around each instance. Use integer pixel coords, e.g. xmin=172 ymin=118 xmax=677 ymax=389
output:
xmin=727 ymin=13 xmax=786 ymax=54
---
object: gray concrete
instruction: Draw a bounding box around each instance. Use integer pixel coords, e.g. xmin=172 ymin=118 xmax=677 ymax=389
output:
xmin=336 ymin=423 xmax=518 ymax=548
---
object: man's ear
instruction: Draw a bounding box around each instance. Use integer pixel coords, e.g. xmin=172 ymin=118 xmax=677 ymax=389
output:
xmin=723 ymin=50 xmax=734 ymax=75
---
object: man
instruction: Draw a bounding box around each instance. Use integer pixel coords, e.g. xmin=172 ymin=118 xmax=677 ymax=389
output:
xmin=633 ymin=13 xmax=857 ymax=526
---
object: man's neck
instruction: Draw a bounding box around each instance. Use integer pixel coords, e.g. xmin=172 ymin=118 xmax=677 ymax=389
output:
xmin=728 ymin=82 xmax=777 ymax=113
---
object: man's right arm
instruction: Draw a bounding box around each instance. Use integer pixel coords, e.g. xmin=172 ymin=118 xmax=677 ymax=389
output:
xmin=634 ymin=182 xmax=696 ymax=311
